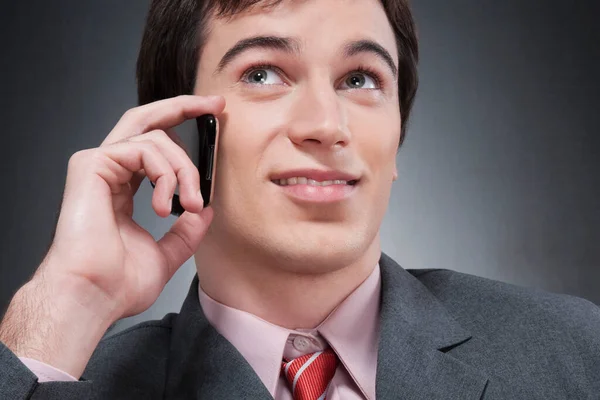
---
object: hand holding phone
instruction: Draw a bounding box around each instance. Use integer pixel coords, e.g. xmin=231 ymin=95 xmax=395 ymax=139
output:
xmin=0 ymin=95 xmax=224 ymax=379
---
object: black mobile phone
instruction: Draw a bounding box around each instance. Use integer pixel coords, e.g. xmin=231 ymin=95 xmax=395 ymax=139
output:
xmin=151 ymin=114 xmax=218 ymax=217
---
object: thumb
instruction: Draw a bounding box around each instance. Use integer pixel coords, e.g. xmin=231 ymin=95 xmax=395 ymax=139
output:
xmin=157 ymin=206 xmax=214 ymax=278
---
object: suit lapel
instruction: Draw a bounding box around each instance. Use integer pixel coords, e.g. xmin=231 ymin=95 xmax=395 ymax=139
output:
xmin=376 ymin=253 xmax=489 ymax=400
xmin=163 ymin=275 xmax=272 ymax=400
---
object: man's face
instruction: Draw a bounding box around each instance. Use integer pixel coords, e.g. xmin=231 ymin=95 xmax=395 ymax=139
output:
xmin=195 ymin=0 xmax=400 ymax=272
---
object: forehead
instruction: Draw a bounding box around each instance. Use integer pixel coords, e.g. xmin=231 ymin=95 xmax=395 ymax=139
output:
xmin=203 ymin=0 xmax=398 ymax=62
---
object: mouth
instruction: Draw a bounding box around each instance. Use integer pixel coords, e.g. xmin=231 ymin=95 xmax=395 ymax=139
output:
xmin=272 ymin=177 xmax=359 ymax=187
xmin=270 ymin=168 xmax=360 ymax=185
xmin=269 ymin=169 xmax=360 ymax=203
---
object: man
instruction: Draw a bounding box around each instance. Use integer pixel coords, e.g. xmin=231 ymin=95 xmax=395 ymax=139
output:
xmin=0 ymin=0 xmax=598 ymax=399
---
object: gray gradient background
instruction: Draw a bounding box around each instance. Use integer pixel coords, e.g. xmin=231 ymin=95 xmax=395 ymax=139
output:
xmin=0 ymin=1 xmax=598 ymax=334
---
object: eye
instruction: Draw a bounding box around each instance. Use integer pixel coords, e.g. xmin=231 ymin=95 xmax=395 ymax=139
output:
xmin=341 ymin=72 xmax=379 ymax=90
xmin=242 ymin=66 xmax=284 ymax=85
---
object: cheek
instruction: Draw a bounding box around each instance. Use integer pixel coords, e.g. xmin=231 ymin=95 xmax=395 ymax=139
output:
xmin=215 ymin=118 xmax=256 ymax=188
xmin=212 ymin=102 xmax=277 ymax=201
xmin=215 ymin=96 xmax=290 ymax=170
xmin=351 ymin=110 xmax=400 ymax=177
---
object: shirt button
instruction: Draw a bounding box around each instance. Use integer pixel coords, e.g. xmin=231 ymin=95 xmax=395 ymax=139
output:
xmin=293 ymin=336 xmax=310 ymax=351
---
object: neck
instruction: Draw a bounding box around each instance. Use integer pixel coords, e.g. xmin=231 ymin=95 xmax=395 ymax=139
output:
xmin=194 ymin=233 xmax=381 ymax=329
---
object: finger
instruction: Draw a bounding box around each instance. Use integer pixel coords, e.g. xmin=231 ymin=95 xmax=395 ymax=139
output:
xmin=99 ymin=141 xmax=177 ymax=217
xmin=101 ymin=95 xmax=225 ymax=146
xmin=157 ymin=206 xmax=214 ymax=279
xmin=129 ymin=130 xmax=203 ymax=214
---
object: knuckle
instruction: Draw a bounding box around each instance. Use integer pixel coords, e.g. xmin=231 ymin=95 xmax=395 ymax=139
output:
xmin=68 ymin=149 xmax=93 ymax=167
xmin=160 ymin=172 xmax=178 ymax=189
xmin=89 ymin=149 xmax=109 ymax=166
xmin=185 ymin=163 xmax=200 ymax=181
xmin=122 ymin=107 xmax=149 ymax=131
xmin=138 ymin=139 xmax=160 ymax=154
xmin=122 ymin=107 xmax=141 ymax=121
xmin=150 ymin=129 xmax=169 ymax=142
xmin=68 ymin=150 xmax=84 ymax=165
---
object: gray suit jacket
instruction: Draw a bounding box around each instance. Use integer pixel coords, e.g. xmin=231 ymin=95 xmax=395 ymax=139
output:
xmin=1 ymin=253 xmax=599 ymax=399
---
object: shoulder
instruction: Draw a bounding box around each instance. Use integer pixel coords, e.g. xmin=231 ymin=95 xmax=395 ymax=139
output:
xmin=408 ymin=268 xmax=600 ymax=387
xmin=408 ymin=269 xmax=600 ymax=394
xmin=408 ymin=268 xmax=600 ymax=330
xmin=96 ymin=312 xmax=176 ymax=356
xmin=81 ymin=313 xmax=178 ymax=399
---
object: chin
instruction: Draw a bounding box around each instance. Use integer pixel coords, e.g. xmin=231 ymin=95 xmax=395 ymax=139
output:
xmin=250 ymin=222 xmax=377 ymax=275
xmin=209 ymin=195 xmax=384 ymax=274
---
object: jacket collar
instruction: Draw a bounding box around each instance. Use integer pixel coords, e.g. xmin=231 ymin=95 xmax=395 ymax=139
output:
xmin=376 ymin=253 xmax=489 ymax=399
xmin=164 ymin=253 xmax=489 ymax=399
xmin=164 ymin=275 xmax=272 ymax=399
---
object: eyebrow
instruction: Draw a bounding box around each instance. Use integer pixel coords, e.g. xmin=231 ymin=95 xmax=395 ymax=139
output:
xmin=215 ymin=36 xmax=301 ymax=73
xmin=344 ymin=40 xmax=398 ymax=79
xmin=214 ymin=35 xmax=398 ymax=78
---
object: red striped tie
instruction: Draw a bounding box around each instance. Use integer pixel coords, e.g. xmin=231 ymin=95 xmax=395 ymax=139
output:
xmin=281 ymin=348 xmax=339 ymax=400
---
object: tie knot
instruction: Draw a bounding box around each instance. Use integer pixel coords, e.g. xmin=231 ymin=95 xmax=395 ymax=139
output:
xmin=281 ymin=348 xmax=339 ymax=400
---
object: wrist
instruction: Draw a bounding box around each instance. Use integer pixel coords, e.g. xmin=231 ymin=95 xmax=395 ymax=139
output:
xmin=0 ymin=273 xmax=119 ymax=379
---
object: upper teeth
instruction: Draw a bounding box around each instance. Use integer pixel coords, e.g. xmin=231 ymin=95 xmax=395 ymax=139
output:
xmin=276 ymin=177 xmax=349 ymax=186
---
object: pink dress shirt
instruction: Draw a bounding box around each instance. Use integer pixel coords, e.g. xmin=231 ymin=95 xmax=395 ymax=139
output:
xmin=20 ymin=264 xmax=381 ymax=400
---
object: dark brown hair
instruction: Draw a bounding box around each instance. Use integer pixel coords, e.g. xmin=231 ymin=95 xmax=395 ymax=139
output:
xmin=136 ymin=0 xmax=418 ymax=146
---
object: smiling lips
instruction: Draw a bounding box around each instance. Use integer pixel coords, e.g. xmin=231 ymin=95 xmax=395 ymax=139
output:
xmin=274 ymin=177 xmax=357 ymax=187
xmin=271 ymin=169 xmax=359 ymax=203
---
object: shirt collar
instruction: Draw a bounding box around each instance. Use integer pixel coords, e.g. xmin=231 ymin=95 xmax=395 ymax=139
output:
xmin=198 ymin=264 xmax=381 ymax=399
xmin=318 ymin=263 xmax=380 ymax=399
xmin=198 ymin=287 xmax=289 ymax=395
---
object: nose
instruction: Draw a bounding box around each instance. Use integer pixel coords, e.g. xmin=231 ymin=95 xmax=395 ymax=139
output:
xmin=286 ymin=83 xmax=350 ymax=150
